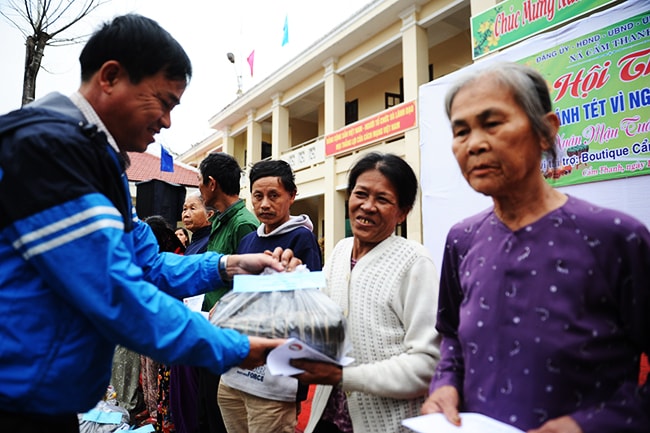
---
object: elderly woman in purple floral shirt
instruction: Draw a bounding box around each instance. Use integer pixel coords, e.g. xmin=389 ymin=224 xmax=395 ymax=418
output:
xmin=423 ymin=63 xmax=650 ymax=433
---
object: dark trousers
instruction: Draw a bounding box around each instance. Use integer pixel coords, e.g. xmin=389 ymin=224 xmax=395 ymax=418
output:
xmin=0 ymin=411 xmax=78 ymax=433
xmin=313 ymin=420 xmax=345 ymax=433
xmin=169 ymin=365 xmax=200 ymax=433
xmin=197 ymin=369 xmax=227 ymax=433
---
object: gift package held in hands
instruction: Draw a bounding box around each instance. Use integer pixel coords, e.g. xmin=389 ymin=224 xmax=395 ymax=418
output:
xmin=210 ymin=267 xmax=348 ymax=360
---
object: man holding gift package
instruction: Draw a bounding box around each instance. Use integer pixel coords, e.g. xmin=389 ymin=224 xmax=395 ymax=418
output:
xmin=0 ymin=14 xmax=297 ymax=433
xmin=217 ymin=159 xmax=323 ymax=433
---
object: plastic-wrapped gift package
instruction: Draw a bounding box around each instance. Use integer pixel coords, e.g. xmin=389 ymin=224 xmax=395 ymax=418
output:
xmin=210 ymin=270 xmax=348 ymax=360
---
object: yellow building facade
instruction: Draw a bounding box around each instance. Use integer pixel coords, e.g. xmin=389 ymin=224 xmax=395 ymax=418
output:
xmin=179 ymin=0 xmax=500 ymax=258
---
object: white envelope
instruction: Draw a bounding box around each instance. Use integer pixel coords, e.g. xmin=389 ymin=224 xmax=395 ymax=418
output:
xmin=267 ymin=337 xmax=353 ymax=376
xmin=402 ymin=413 xmax=524 ymax=433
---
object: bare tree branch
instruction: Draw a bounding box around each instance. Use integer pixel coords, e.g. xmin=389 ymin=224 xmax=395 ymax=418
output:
xmin=0 ymin=0 xmax=110 ymax=105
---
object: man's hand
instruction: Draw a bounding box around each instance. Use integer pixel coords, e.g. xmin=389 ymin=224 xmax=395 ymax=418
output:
xmin=290 ymin=359 xmax=343 ymax=386
xmin=421 ymin=385 xmax=461 ymax=426
xmin=239 ymin=336 xmax=286 ymax=370
xmin=267 ymin=246 xmax=302 ymax=271
xmin=527 ymin=416 xmax=583 ymax=433
xmin=226 ymin=247 xmax=301 ymax=277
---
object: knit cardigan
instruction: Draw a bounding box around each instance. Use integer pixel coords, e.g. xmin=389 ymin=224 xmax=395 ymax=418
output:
xmin=306 ymin=235 xmax=441 ymax=433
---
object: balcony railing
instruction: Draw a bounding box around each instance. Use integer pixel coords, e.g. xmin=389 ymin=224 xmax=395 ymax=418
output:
xmin=281 ymin=136 xmax=325 ymax=171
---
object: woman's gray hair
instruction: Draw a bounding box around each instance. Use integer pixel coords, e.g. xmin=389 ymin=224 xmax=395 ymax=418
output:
xmin=444 ymin=63 xmax=557 ymax=161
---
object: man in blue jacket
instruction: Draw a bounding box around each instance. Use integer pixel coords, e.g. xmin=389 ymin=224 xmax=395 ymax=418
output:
xmin=0 ymin=14 xmax=293 ymax=432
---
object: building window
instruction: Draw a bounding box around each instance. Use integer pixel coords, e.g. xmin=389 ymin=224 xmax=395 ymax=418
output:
xmin=395 ymin=221 xmax=407 ymax=238
xmin=345 ymin=99 xmax=358 ymax=125
xmin=262 ymin=141 xmax=272 ymax=159
xmin=385 ymin=92 xmax=402 ymax=109
xmin=385 ymin=78 xmax=404 ymax=108
xmin=344 ymin=200 xmax=351 ymax=237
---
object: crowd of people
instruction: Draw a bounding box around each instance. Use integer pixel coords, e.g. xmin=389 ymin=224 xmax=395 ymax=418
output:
xmin=0 ymin=12 xmax=647 ymax=433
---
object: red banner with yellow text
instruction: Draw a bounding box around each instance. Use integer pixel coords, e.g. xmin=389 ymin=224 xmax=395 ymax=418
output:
xmin=325 ymin=101 xmax=416 ymax=156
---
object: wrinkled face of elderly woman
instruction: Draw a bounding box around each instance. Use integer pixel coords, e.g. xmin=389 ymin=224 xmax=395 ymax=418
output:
xmin=348 ymin=168 xmax=407 ymax=247
xmin=449 ymin=75 xmax=547 ymax=198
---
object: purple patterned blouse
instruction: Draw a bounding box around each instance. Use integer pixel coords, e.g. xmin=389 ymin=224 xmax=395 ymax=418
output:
xmin=430 ymin=195 xmax=650 ymax=432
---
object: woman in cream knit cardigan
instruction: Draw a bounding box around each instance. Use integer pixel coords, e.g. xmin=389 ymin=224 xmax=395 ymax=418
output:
xmin=292 ymin=152 xmax=440 ymax=433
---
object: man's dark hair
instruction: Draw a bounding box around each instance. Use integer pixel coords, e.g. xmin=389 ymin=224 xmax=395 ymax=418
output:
xmin=249 ymin=159 xmax=296 ymax=194
xmin=79 ymin=14 xmax=192 ymax=84
xmin=198 ymin=153 xmax=243 ymax=196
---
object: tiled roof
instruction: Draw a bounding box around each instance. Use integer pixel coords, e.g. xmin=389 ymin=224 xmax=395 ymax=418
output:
xmin=126 ymin=151 xmax=199 ymax=187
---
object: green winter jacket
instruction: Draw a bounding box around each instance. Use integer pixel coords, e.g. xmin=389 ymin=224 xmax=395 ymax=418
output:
xmin=202 ymin=199 xmax=258 ymax=310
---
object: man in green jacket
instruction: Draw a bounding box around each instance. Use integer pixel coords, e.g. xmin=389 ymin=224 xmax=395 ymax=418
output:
xmin=197 ymin=152 xmax=259 ymax=433
xmin=199 ymin=152 xmax=259 ymax=310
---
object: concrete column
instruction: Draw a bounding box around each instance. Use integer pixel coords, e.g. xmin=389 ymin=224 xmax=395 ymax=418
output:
xmin=399 ymin=6 xmax=428 ymax=243
xmin=471 ymin=0 xmax=499 ymax=15
xmin=322 ymin=57 xmax=345 ymax=134
xmin=246 ymin=109 xmax=262 ymax=167
xmin=271 ymin=92 xmax=290 ymax=158
xmin=221 ymin=126 xmax=234 ymax=155
xmin=323 ymin=156 xmax=345 ymax=259
xmin=322 ymin=57 xmax=347 ymax=257
xmin=317 ymin=196 xmax=325 ymax=241
xmin=400 ymin=5 xmax=428 ymax=102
